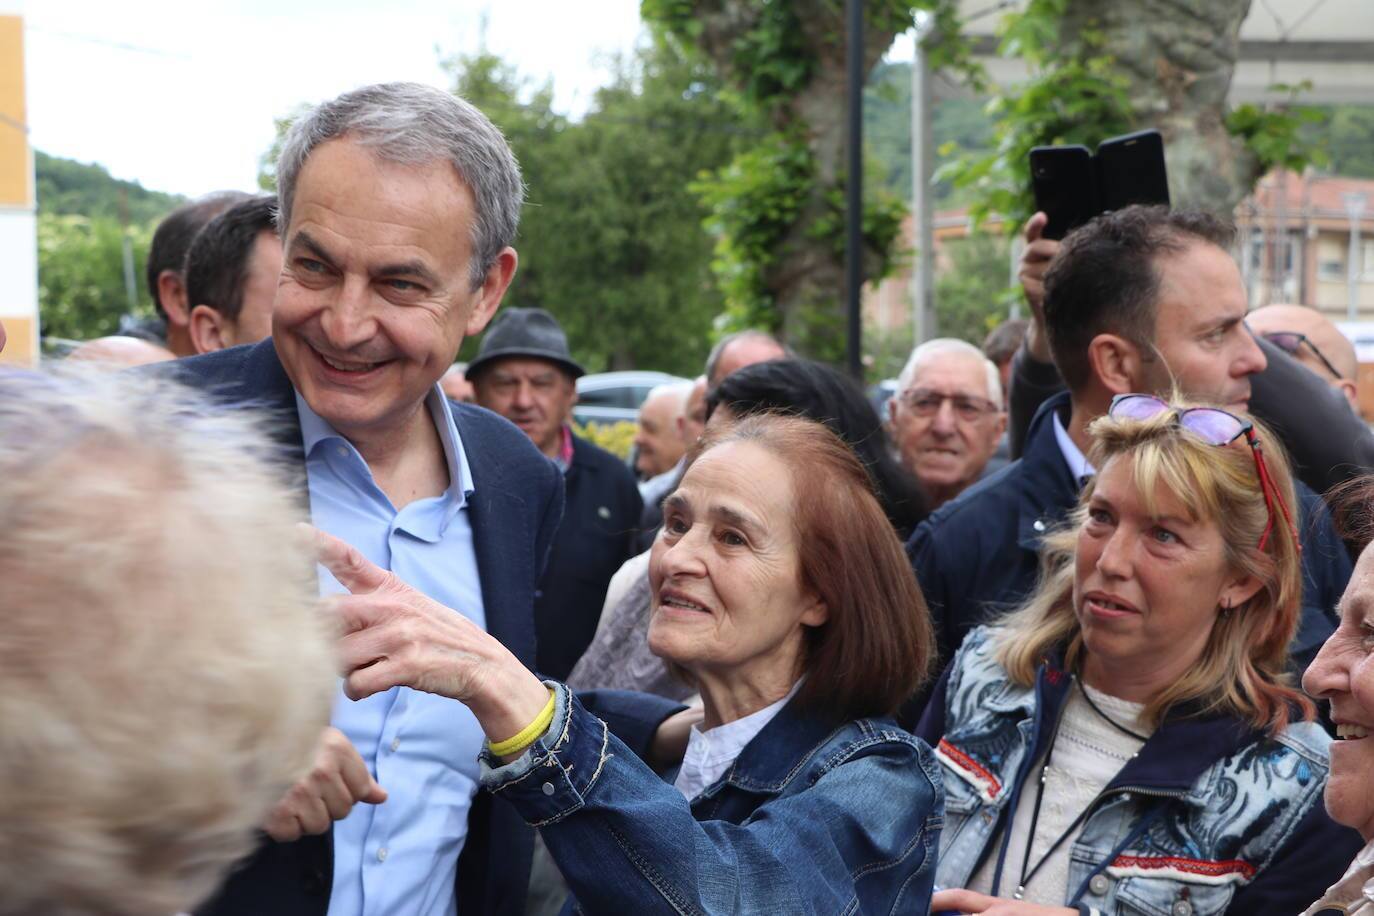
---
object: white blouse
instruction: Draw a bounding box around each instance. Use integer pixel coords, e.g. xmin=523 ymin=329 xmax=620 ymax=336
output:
xmin=673 ymin=681 xmax=803 ymax=802
xmin=969 ymin=681 xmax=1153 ymax=904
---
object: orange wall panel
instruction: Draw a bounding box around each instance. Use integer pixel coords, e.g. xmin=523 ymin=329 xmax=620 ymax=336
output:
xmin=0 ymin=15 xmax=30 ymax=208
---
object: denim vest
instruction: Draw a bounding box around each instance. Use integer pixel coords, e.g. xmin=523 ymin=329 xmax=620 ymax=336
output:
xmin=928 ymin=627 xmax=1355 ymax=916
xmin=482 ymin=683 xmax=945 ymax=915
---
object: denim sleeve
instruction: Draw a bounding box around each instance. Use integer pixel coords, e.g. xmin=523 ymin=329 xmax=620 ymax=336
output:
xmin=481 ymin=684 xmax=943 ymax=915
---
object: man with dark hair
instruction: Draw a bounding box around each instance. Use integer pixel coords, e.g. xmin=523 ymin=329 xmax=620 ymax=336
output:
xmin=906 ymin=205 xmax=1351 ymax=718
xmin=468 ymin=307 xmax=643 ymax=682
xmin=146 ymin=191 xmax=253 ymax=357
xmin=185 ymin=195 xmax=282 ymax=354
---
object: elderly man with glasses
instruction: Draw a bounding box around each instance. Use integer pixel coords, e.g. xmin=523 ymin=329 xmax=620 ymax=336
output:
xmin=889 ymin=338 xmax=1007 ymax=509
xmin=1246 ymin=303 xmax=1362 ymax=416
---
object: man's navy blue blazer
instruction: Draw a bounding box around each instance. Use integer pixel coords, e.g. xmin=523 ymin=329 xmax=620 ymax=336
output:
xmin=167 ymin=339 xmax=564 ymax=916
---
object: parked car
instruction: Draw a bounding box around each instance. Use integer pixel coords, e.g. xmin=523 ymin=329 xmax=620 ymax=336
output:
xmin=574 ymin=370 xmax=690 ymax=427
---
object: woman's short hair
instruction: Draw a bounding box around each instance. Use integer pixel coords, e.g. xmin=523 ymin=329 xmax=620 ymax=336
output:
xmin=687 ymin=413 xmax=935 ymax=721
xmin=993 ymin=397 xmax=1310 ymax=734
xmin=0 ymin=370 xmax=335 ymax=915
xmin=707 ymin=358 xmax=927 ymax=539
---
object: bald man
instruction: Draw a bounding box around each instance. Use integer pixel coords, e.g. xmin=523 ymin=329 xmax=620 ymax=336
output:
xmin=67 ymin=336 xmax=175 ymax=368
xmin=705 ymin=330 xmax=788 ymax=388
xmin=633 ymin=382 xmax=690 ymax=480
xmin=1247 ymin=304 xmax=1360 ymax=414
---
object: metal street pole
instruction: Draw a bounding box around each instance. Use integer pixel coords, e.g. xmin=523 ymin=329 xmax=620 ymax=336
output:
xmin=845 ymin=0 xmax=864 ymax=381
xmin=910 ymin=15 xmax=936 ymax=347
xmin=1345 ymin=191 xmax=1367 ymax=321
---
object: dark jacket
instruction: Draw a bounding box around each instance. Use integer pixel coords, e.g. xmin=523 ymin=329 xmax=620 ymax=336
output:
xmin=1007 ymin=336 xmax=1374 ymax=499
xmin=915 ymin=627 xmax=1361 ymax=914
xmin=163 ymin=341 xmax=660 ymax=916
xmin=535 ymin=433 xmax=643 ymax=680
xmin=482 ymin=684 xmax=943 ymax=915
xmin=904 ymin=392 xmax=1352 ymax=725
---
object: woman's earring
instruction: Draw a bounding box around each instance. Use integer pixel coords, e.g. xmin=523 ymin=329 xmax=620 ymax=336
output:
xmin=1220 ymin=597 xmax=1233 ymax=618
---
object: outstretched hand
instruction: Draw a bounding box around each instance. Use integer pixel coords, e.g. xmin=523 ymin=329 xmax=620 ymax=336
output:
xmin=310 ymin=525 xmax=550 ymax=742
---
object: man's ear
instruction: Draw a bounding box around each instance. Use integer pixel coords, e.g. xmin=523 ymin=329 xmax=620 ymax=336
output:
xmin=1340 ymin=379 xmax=1362 ymax=414
xmin=158 ymin=270 xmax=191 ymax=327
xmin=464 ymin=248 xmax=519 ymax=337
xmin=1087 ymin=333 xmax=1146 ymax=396
xmin=188 ymin=305 xmax=229 ymax=354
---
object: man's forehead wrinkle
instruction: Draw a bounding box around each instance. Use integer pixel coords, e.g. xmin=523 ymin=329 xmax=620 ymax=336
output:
xmin=289 ymin=209 xmax=463 ymax=282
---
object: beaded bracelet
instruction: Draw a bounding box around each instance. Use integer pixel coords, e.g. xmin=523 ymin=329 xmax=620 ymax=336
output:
xmin=487 ymin=687 xmax=556 ymax=757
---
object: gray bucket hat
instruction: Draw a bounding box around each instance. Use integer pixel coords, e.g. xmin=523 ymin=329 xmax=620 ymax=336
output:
xmin=466 ymin=308 xmax=586 ymax=380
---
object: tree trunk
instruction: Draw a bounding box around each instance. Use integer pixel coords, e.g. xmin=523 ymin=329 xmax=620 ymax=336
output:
xmin=1058 ymin=0 xmax=1258 ymax=214
xmin=682 ymin=0 xmax=904 ymax=351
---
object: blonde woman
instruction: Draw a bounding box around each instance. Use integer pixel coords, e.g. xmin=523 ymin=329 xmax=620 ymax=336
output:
xmin=922 ymin=394 xmax=1360 ymax=916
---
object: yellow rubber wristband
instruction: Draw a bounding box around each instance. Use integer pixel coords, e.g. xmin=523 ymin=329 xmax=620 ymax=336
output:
xmin=487 ymin=687 xmax=557 ymax=757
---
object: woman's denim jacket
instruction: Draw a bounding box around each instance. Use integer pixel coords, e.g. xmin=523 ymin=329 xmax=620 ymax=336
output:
xmin=480 ymin=682 xmax=944 ymax=915
xmin=916 ymin=627 xmax=1361 ymax=916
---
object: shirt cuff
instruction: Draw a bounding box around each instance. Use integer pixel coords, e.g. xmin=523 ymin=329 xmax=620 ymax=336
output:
xmin=479 ymin=681 xmax=612 ymax=827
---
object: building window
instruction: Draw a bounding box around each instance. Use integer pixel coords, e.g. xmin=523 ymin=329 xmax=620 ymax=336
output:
xmin=1318 ymin=236 xmax=1347 ymax=282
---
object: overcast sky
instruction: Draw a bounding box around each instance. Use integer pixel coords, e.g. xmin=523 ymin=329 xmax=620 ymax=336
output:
xmin=22 ymin=0 xmax=649 ymax=196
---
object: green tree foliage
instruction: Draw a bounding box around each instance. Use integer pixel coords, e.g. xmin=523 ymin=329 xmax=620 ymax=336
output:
xmin=37 ymin=214 xmax=153 ymax=341
xmin=34 ymin=151 xmax=183 ymax=223
xmin=34 ymin=152 xmax=179 ymax=340
xmin=1308 ymin=105 xmax=1374 ymax=179
xmin=933 ymin=231 xmax=1014 ymax=344
xmin=642 ymin=0 xmax=971 ymax=360
xmin=445 ymin=41 xmax=748 ymax=377
xmin=945 ymin=0 xmax=1324 ymax=229
xmin=864 ymin=62 xmax=993 ymax=207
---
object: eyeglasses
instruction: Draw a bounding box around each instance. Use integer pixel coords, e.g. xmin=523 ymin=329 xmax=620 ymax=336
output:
xmin=1107 ymin=394 xmax=1299 ymax=553
xmin=899 ymin=389 xmax=999 ymax=422
xmin=1261 ymin=331 xmax=1345 ymax=381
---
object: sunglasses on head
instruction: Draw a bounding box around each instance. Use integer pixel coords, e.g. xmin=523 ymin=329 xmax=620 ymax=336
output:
xmin=1261 ymin=331 xmax=1345 ymax=381
xmin=1107 ymin=394 xmax=1299 ymax=553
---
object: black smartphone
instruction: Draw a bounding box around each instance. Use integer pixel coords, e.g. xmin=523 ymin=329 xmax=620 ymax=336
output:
xmin=1029 ymin=144 xmax=1095 ymax=241
xmin=1095 ymin=129 xmax=1170 ymax=213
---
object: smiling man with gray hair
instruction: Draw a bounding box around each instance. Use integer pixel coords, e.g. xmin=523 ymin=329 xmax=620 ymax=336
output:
xmin=888 ymin=338 xmax=1007 ymax=508
xmin=166 ymin=82 xmax=565 ymax=916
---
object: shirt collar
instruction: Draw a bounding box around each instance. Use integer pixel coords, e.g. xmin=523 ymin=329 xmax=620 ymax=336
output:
xmin=1052 ymin=409 xmax=1095 ymax=482
xmin=294 ymin=386 xmax=475 ymax=530
xmin=553 ymin=424 xmax=575 ymax=473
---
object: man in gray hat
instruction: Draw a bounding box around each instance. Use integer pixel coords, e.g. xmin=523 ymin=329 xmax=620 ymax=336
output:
xmin=469 ymin=308 xmax=643 ymax=680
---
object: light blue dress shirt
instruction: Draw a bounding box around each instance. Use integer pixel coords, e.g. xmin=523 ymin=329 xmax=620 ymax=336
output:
xmin=297 ymin=387 xmax=486 ymax=916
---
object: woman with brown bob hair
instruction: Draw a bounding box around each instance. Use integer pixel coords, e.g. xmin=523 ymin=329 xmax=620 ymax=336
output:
xmin=922 ymin=394 xmax=1359 ymax=916
xmin=316 ymin=412 xmax=944 ymax=913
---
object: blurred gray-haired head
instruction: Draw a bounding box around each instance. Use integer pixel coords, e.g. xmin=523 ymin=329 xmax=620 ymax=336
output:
xmin=275 ymin=81 xmax=524 ymax=290
xmin=0 ymin=368 xmax=335 ymax=915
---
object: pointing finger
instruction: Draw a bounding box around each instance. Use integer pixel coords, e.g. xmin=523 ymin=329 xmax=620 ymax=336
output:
xmin=308 ymin=525 xmax=390 ymax=595
xmin=1023 ymin=210 xmax=1047 ymax=243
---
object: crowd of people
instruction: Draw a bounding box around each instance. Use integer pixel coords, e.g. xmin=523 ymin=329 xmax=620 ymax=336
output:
xmin=8 ymin=80 xmax=1374 ymax=916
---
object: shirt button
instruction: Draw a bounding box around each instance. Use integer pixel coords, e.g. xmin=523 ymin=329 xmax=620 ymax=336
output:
xmin=542 ymin=782 xmax=556 ymax=796
xmin=376 ymin=847 xmax=388 ymax=862
xmin=336 ymin=445 xmax=349 ymax=458
xmin=390 ymin=737 xmax=401 ymax=752
xmin=1089 ymin=874 xmax=1110 ymax=895
xmin=1171 ymin=902 xmax=1193 ymax=916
